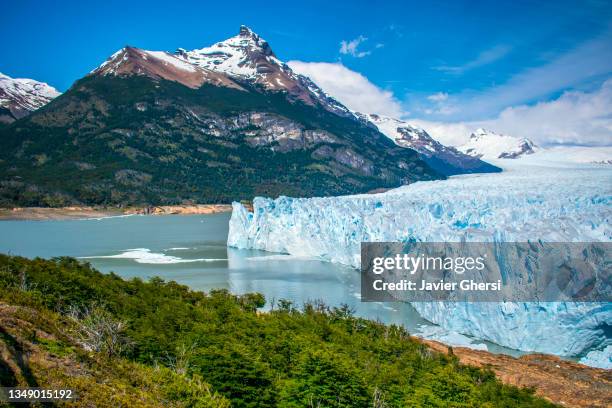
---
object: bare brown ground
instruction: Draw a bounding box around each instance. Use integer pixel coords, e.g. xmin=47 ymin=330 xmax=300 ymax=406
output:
xmin=422 ymin=339 xmax=612 ymax=407
xmin=0 ymin=204 xmax=232 ymax=220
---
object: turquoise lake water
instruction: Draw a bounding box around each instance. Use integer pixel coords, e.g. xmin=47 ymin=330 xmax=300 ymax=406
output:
xmin=0 ymin=212 xmax=519 ymax=355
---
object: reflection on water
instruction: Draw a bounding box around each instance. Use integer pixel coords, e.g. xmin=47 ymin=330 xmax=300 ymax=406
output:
xmin=0 ymin=213 xmax=515 ymax=355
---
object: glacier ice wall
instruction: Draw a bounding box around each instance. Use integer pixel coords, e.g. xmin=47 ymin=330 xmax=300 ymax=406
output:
xmin=228 ymin=163 xmax=612 ymax=357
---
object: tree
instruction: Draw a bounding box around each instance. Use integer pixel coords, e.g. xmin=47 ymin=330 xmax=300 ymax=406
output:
xmin=277 ymin=350 xmax=370 ymax=408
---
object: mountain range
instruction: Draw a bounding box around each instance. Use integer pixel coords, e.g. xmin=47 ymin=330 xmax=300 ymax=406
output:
xmin=0 ymin=26 xmax=443 ymax=207
xmin=361 ymin=114 xmax=501 ymax=175
xmin=1 ymin=26 xmax=530 ymax=208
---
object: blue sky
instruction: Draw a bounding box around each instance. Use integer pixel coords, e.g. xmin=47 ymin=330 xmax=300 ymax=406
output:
xmin=2 ymin=0 xmax=612 ymax=145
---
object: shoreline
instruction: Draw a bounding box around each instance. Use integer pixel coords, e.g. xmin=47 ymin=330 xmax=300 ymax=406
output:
xmin=0 ymin=204 xmax=233 ymax=221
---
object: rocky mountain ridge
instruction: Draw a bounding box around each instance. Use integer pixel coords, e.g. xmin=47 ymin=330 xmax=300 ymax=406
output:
xmin=0 ymin=72 xmax=60 ymax=123
xmin=362 ymin=113 xmax=501 ymax=175
xmin=175 ymin=25 xmax=351 ymax=117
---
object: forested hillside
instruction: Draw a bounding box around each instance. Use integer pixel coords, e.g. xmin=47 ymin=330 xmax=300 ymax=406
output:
xmin=0 ymin=255 xmax=555 ymax=407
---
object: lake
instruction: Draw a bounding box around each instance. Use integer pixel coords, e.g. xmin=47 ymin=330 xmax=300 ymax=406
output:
xmin=0 ymin=212 xmax=519 ymax=355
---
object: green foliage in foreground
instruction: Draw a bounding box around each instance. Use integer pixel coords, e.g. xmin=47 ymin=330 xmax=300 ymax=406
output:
xmin=0 ymin=255 xmax=556 ymax=407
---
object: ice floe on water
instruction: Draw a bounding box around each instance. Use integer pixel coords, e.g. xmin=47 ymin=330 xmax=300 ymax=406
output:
xmin=81 ymin=213 xmax=140 ymax=221
xmin=227 ymin=160 xmax=612 ymax=364
xmin=80 ymin=248 xmax=227 ymax=264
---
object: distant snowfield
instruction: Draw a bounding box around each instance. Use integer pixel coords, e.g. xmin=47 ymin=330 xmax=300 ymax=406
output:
xmin=520 ymin=145 xmax=612 ymax=166
xmin=228 ymin=150 xmax=612 ymax=366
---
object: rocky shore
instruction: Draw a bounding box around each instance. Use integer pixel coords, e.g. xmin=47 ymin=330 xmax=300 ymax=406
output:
xmin=0 ymin=204 xmax=233 ymax=220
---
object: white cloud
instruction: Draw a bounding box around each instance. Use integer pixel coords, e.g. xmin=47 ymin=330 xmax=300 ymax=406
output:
xmin=287 ymin=61 xmax=403 ymax=117
xmin=427 ymin=26 xmax=612 ymax=122
xmin=408 ymin=119 xmax=474 ymax=147
xmin=427 ymin=92 xmax=448 ymax=102
xmin=288 ymin=58 xmax=612 ymax=148
xmin=483 ymin=79 xmax=612 ymax=146
xmin=412 ymin=79 xmax=612 ymax=147
xmin=435 ymin=44 xmax=512 ymax=75
xmin=339 ymin=36 xmax=371 ymax=58
xmin=528 ymin=145 xmax=612 ymax=164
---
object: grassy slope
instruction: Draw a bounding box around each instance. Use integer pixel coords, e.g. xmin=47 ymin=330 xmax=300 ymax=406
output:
xmin=0 ymin=255 xmax=556 ymax=407
xmin=0 ymin=303 xmax=230 ymax=407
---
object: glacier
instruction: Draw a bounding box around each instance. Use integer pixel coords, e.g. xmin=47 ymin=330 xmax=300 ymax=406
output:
xmin=579 ymin=345 xmax=612 ymax=369
xmin=227 ymin=160 xmax=612 ymax=359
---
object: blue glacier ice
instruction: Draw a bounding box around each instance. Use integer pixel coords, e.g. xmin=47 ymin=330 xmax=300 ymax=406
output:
xmin=228 ymin=161 xmax=612 ymax=361
xmin=579 ymin=345 xmax=612 ymax=369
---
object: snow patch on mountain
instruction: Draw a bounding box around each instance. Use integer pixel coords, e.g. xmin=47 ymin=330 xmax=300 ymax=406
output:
xmin=459 ymin=128 xmax=537 ymax=159
xmin=0 ymin=72 xmax=60 ymax=122
xmin=92 ymin=46 xmax=243 ymax=90
xmin=94 ymin=48 xmax=197 ymax=75
xmin=94 ymin=48 xmax=129 ymax=74
xmin=143 ymin=51 xmax=197 ymax=73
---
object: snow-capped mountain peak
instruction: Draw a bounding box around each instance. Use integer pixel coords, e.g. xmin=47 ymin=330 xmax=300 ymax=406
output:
xmin=0 ymin=72 xmax=60 ymax=123
xmin=89 ymin=27 xmax=350 ymax=116
xmin=362 ymin=113 xmax=500 ymax=175
xmin=175 ymin=25 xmax=281 ymax=81
xmin=175 ymin=26 xmax=351 ymax=116
xmin=459 ymin=128 xmax=537 ymax=159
